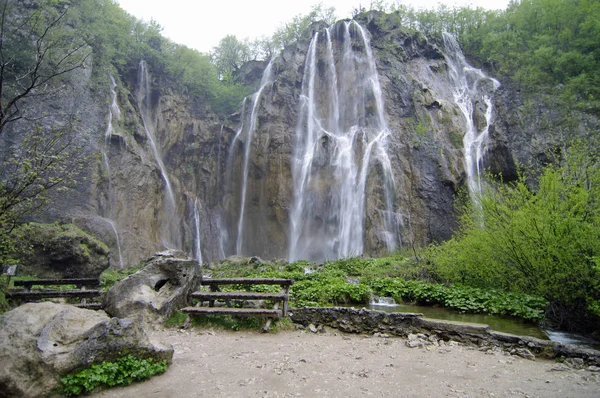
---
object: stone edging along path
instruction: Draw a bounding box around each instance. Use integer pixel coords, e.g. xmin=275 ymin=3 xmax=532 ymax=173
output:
xmin=288 ymin=307 xmax=600 ymax=366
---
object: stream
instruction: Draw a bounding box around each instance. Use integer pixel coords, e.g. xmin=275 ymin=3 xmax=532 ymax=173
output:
xmin=367 ymin=299 xmax=600 ymax=349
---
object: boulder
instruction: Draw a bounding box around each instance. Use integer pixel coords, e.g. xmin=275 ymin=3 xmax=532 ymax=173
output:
xmin=13 ymin=222 xmax=110 ymax=278
xmin=104 ymin=251 xmax=201 ymax=324
xmin=0 ymin=302 xmax=172 ymax=398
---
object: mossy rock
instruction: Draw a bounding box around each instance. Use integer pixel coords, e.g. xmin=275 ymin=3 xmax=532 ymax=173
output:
xmin=13 ymin=222 xmax=110 ymax=278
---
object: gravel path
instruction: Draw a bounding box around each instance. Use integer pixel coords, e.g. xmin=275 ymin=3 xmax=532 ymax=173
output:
xmin=93 ymin=327 xmax=600 ymax=398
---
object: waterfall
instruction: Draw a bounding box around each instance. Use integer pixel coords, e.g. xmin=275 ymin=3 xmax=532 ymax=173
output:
xmin=137 ymin=60 xmax=181 ymax=249
xmin=288 ymin=21 xmax=399 ymax=263
xmin=193 ymin=199 xmax=203 ymax=265
xmin=230 ymin=60 xmax=274 ymax=256
xmin=101 ymin=217 xmax=124 ymax=268
xmin=100 ymin=75 xmax=124 ymax=268
xmin=443 ymin=33 xmax=500 ymax=200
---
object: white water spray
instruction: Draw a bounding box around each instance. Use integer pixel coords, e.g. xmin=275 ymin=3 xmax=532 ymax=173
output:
xmin=443 ymin=33 xmax=500 ymax=200
xmin=231 ymin=60 xmax=274 ymax=255
xmin=193 ymin=199 xmax=203 ymax=265
xmin=137 ymin=60 xmax=181 ymax=249
xmin=99 ymin=75 xmax=124 ymax=268
xmin=288 ymin=21 xmax=399 ymax=262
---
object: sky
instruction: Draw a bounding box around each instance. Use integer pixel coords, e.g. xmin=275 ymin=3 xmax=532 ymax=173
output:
xmin=116 ymin=0 xmax=510 ymax=54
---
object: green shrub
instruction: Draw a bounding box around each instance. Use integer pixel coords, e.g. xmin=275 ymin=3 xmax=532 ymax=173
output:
xmin=59 ymin=355 xmax=168 ymax=396
xmin=423 ymin=143 xmax=600 ymax=330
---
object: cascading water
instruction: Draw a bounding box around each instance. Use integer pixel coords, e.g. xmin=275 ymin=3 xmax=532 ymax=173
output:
xmin=193 ymin=199 xmax=203 ymax=265
xmin=101 ymin=217 xmax=124 ymax=268
xmin=99 ymin=75 xmax=124 ymax=268
xmin=288 ymin=21 xmax=399 ymax=263
xmin=137 ymin=60 xmax=181 ymax=249
xmin=443 ymin=33 xmax=500 ymax=200
xmin=229 ymin=61 xmax=274 ymax=256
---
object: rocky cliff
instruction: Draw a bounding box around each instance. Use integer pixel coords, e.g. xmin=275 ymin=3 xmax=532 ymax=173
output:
xmin=6 ymin=11 xmax=597 ymax=267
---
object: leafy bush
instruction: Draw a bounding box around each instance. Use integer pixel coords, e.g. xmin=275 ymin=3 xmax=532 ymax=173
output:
xmin=59 ymin=355 xmax=168 ymax=396
xmin=369 ymin=278 xmax=546 ymax=321
xmin=424 ymin=143 xmax=600 ymax=330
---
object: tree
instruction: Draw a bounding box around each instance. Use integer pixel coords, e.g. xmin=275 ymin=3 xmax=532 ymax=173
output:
xmin=0 ymin=0 xmax=90 ymax=135
xmin=211 ymin=35 xmax=251 ymax=81
xmin=0 ymin=0 xmax=90 ymax=258
xmin=273 ymin=4 xmax=337 ymax=49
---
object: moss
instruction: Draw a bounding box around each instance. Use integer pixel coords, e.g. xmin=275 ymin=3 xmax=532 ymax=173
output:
xmin=449 ymin=131 xmax=463 ymax=148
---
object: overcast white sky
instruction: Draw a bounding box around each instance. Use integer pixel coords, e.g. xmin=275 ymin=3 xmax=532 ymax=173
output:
xmin=116 ymin=0 xmax=510 ymax=53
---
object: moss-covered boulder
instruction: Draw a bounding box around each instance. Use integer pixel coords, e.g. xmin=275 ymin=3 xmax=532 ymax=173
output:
xmin=14 ymin=222 xmax=110 ymax=278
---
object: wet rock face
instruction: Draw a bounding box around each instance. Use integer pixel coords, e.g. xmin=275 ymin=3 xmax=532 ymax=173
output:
xmin=18 ymin=11 xmax=597 ymax=266
xmin=0 ymin=302 xmax=173 ymax=398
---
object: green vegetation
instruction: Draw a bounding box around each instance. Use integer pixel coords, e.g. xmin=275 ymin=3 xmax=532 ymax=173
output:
xmin=59 ymin=355 xmax=168 ymax=396
xmin=424 ymin=143 xmax=600 ymax=331
xmin=209 ymin=255 xmax=546 ymax=324
xmin=164 ymin=309 xmax=293 ymax=332
xmin=368 ymin=0 xmax=600 ymax=116
xmin=99 ymin=261 xmax=145 ymax=290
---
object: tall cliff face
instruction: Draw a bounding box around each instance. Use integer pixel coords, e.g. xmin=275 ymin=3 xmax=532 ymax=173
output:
xmin=221 ymin=14 xmax=499 ymax=262
xmin=9 ymin=11 xmax=595 ymax=267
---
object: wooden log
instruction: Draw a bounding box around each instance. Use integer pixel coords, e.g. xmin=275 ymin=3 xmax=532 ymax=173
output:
xmin=191 ymin=292 xmax=287 ymax=301
xmin=181 ymin=307 xmax=280 ymax=317
xmin=13 ymin=278 xmax=100 ymax=290
xmin=200 ymin=278 xmax=294 ymax=286
xmin=6 ymin=289 xmax=102 ymax=299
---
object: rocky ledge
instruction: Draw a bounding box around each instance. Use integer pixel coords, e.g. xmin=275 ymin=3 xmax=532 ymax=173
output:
xmin=290 ymin=307 xmax=600 ymax=366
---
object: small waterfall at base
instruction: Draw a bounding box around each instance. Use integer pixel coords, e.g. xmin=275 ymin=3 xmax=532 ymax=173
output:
xmin=370 ymin=296 xmax=397 ymax=307
xmin=288 ymin=21 xmax=399 ymax=263
xmin=229 ymin=61 xmax=274 ymax=256
xmin=443 ymin=33 xmax=500 ymax=201
xmin=101 ymin=217 xmax=124 ymax=268
xmin=99 ymin=75 xmax=124 ymax=268
xmin=137 ymin=60 xmax=181 ymax=250
xmin=193 ymin=199 xmax=203 ymax=265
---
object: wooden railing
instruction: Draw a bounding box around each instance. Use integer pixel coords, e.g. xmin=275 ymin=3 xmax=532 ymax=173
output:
xmin=6 ymin=278 xmax=103 ymax=310
xmin=181 ymin=278 xmax=294 ymax=327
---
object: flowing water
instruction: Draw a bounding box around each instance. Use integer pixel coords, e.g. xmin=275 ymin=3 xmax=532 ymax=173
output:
xmin=99 ymin=75 xmax=124 ymax=267
xmin=193 ymin=199 xmax=203 ymax=265
xmin=229 ymin=61 xmax=274 ymax=256
xmin=137 ymin=60 xmax=181 ymax=250
xmin=288 ymin=21 xmax=399 ymax=263
xmin=369 ymin=298 xmax=547 ymax=339
xmin=443 ymin=33 xmax=500 ymax=200
xmin=100 ymin=217 xmax=124 ymax=268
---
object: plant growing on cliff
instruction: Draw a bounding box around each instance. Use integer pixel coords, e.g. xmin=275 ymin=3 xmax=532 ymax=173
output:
xmin=0 ymin=1 xmax=90 ymax=261
xmin=0 ymin=0 xmax=90 ymax=133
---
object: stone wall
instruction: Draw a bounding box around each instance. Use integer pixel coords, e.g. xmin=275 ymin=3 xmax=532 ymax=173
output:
xmin=289 ymin=307 xmax=600 ymax=365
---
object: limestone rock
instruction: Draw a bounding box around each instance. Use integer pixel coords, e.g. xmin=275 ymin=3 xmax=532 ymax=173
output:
xmin=0 ymin=302 xmax=172 ymax=398
xmin=104 ymin=251 xmax=201 ymax=324
xmin=13 ymin=223 xmax=110 ymax=278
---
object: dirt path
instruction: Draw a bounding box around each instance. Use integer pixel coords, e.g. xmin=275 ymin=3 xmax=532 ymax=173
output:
xmin=94 ymin=327 xmax=600 ymax=398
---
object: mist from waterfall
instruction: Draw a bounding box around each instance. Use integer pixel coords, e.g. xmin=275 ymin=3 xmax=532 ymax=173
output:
xmin=137 ymin=60 xmax=182 ymax=250
xmin=288 ymin=21 xmax=399 ymax=263
xmin=443 ymin=33 xmax=500 ymax=201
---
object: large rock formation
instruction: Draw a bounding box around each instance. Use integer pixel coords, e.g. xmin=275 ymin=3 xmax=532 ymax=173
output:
xmin=104 ymin=251 xmax=201 ymax=324
xmin=13 ymin=223 xmax=110 ymax=278
xmin=4 ymin=10 xmax=597 ymax=267
xmin=0 ymin=302 xmax=173 ymax=398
